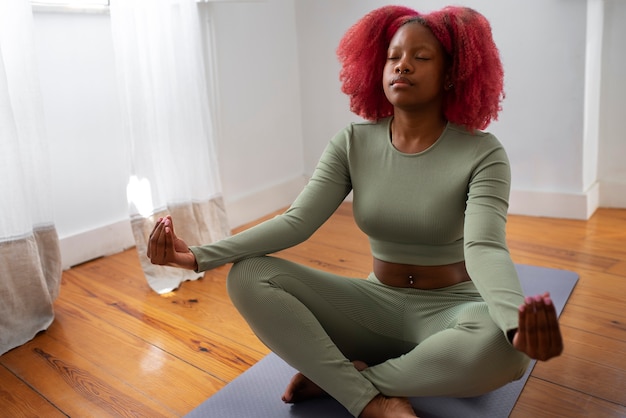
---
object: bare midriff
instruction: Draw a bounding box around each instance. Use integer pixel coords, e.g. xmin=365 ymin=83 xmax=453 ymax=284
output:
xmin=373 ymin=258 xmax=471 ymax=289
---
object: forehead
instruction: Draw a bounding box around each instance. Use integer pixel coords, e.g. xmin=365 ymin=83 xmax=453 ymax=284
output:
xmin=388 ymin=22 xmax=442 ymax=50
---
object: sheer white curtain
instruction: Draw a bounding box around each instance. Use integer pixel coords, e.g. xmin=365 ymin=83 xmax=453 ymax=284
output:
xmin=0 ymin=0 xmax=62 ymax=355
xmin=110 ymin=0 xmax=230 ymax=294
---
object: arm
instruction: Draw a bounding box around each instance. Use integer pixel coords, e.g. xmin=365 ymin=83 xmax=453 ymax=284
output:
xmin=150 ymin=132 xmax=353 ymax=272
xmin=464 ymin=141 xmax=524 ymax=335
xmin=463 ymin=138 xmax=563 ymax=360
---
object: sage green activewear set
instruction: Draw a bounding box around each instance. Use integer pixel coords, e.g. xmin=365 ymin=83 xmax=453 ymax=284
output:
xmin=189 ymin=117 xmax=530 ymax=417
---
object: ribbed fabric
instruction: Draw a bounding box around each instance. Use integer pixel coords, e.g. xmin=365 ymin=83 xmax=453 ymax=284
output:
xmin=227 ymin=257 xmax=529 ymax=417
xmin=190 ymin=118 xmax=524 ymax=335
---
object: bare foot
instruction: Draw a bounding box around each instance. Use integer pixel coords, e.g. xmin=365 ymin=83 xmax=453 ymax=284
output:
xmin=281 ymin=360 xmax=370 ymax=404
xmin=281 ymin=372 xmax=326 ymax=403
xmin=359 ymin=395 xmax=418 ymax=418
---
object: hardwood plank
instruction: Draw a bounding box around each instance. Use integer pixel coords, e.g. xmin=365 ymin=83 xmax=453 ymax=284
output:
xmin=1 ymin=335 xmax=174 ymax=417
xmin=66 ymin=250 xmax=266 ymax=358
xmin=507 ymin=209 xmax=626 ymax=264
xmin=507 ymin=238 xmax=619 ymax=272
xmin=511 ymin=377 xmax=626 ymax=418
xmin=531 ymin=326 xmax=626 ymax=405
xmin=565 ymin=278 xmax=626 ymax=320
xmin=607 ymin=260 xmax=626 ymax=277
xmin=559 ymin=303 xmax=626 ymax=343
xmin=0 ymin=366 xmax=65 ymax=418
xmin=48 ymin=299 xmax=225 ymax=415
xmin=59 ymin=268 xmax=268 ymax=381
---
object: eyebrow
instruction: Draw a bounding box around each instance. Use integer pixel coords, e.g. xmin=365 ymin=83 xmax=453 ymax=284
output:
xmin=388 ymin=44 xmax=436 ymax=52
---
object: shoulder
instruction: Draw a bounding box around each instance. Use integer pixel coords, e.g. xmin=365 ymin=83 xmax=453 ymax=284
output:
xmin=446 ymin=123 xmax=502 ymax=147
xmin=445 ymin=124 xmax=507 ymax=158
xmin=440 ymin=124 xmax=511 ymax=177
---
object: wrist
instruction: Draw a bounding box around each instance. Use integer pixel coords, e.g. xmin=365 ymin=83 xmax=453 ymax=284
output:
xmin=185 ymin=252 xmax=198 ymax=271
xmin=185 ymin=250 xmax=198 ymax=271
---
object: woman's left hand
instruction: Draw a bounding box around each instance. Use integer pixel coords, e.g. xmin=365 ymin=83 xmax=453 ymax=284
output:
xmin=512 ymin=292 xmax=563 ymax=361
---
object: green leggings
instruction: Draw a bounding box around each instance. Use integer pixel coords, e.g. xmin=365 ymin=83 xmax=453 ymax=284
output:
xmin=227 ymin=256 xmax=530 ymax=417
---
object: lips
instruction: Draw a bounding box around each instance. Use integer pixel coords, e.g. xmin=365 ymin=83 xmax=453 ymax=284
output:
xmin=391 ymin=76 xmax=412 ymax=86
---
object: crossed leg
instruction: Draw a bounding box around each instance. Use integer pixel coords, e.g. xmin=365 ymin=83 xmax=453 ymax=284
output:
xmin=227 ymin=256 xmax=527 ymax=417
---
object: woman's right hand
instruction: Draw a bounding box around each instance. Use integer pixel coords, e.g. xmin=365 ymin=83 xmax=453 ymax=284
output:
xmin=147 ymin=215 xmax=198 ymax=271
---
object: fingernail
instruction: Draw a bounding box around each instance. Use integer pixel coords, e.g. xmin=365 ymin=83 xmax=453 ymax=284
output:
xmin=545 ymin=297 xmax=553 ymax=305
xmin=525 ymin=296 xmax=533 ymax=304
xmin=534 ymin=295 xmax=543 ymax=303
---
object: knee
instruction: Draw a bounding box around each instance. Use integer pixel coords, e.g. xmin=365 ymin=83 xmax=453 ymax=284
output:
xmin=454 ymin=321 xmax=530 ymax=388
xmin=509 ymin=349 xmax=531 ymax=380
xmin=226 ymin=256 xmax=277 ymax=304
xmin=487 ymin=325 xmax=531 ymax=380
xmin=227 ymin=257 xmax=261 ymax=292
xmin=478 ymin=330 xmax=531 ymax=385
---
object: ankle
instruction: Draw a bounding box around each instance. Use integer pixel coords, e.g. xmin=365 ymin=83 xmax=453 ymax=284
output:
xmin=359 ymin=394 xmax=417 ymax=418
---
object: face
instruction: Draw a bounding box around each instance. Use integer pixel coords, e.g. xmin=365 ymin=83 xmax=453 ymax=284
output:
xmin=383 ymin=22 xmax=449 ymax=112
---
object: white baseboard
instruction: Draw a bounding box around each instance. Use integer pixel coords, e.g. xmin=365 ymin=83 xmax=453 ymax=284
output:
xmin=59 ymin=219 xmax=135 ymax=270
xmin=224 ymin=175 xmax=308 ymax=229
xmin=509 ymin=183 xmax=600 ymax=220
xmin=599 ymin=179 xmax=626 ymax=208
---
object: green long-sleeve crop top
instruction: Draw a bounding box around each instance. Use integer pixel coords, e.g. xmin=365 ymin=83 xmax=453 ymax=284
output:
xmin=189 ymin=117 xmax=523 ymax=335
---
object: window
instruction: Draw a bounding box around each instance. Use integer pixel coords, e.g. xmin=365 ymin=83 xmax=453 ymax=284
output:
xmin=31 ymin=0 xmax=109 ymax=13
xmin=33 ymin=0 xmax=109 ymax=5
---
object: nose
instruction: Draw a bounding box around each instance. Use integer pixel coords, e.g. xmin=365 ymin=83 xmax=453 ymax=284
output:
xmin=395 ymin=59 xmax=411 ymax=74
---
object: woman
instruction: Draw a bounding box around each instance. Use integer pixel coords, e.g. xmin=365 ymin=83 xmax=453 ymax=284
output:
xmin=148 ymin=5 xmax=563 ymax=418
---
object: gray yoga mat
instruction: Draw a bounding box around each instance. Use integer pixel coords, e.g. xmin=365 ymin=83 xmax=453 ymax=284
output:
xmin=186 ymin=264 xmax=578 ymax=418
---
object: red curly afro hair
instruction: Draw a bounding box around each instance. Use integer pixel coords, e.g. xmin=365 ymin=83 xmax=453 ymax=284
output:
xmin=337 ymin=5 xmax=504 ymax=131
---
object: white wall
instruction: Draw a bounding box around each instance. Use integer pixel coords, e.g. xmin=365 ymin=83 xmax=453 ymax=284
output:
xmin=598 ymin=0 xmax=626 ymax=208
xmin=205 ymin=0 xmax=306 ymax=227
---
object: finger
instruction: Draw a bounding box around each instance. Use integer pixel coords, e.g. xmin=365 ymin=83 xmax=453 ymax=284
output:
xmin=535 ymin=294 xmax=563 ymax=360
xmin=154 ymin=218 xmax=168 ymax=264
xmin=524 ymin=296 xmax=538 ymax=358
xmin=165 ymin=215 xmax=176 ymax=238
xmin=164 ymin=218 xmax=173 ymax=262
xmin=543 ymin=295 xmax=563 ymax=357
xmin=148 ymin=217 xmax=163 ymax=239
xmin=147 ymin=219 xmax=164 ymax=260
xmin=533 ymin=295 xmax=551 ymax=359
xmin=147 ymin=217 xmax=163 ymax=255
xmin=528 ymin=294 xmax=564 ymax=361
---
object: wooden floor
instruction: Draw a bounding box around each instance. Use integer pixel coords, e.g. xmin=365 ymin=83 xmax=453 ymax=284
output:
xmin=1 ymin=203 xmax=625 ymax=417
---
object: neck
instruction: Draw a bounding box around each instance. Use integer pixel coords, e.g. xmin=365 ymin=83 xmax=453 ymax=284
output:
xmin=390 ymin=111 xmax=447 ymax=154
